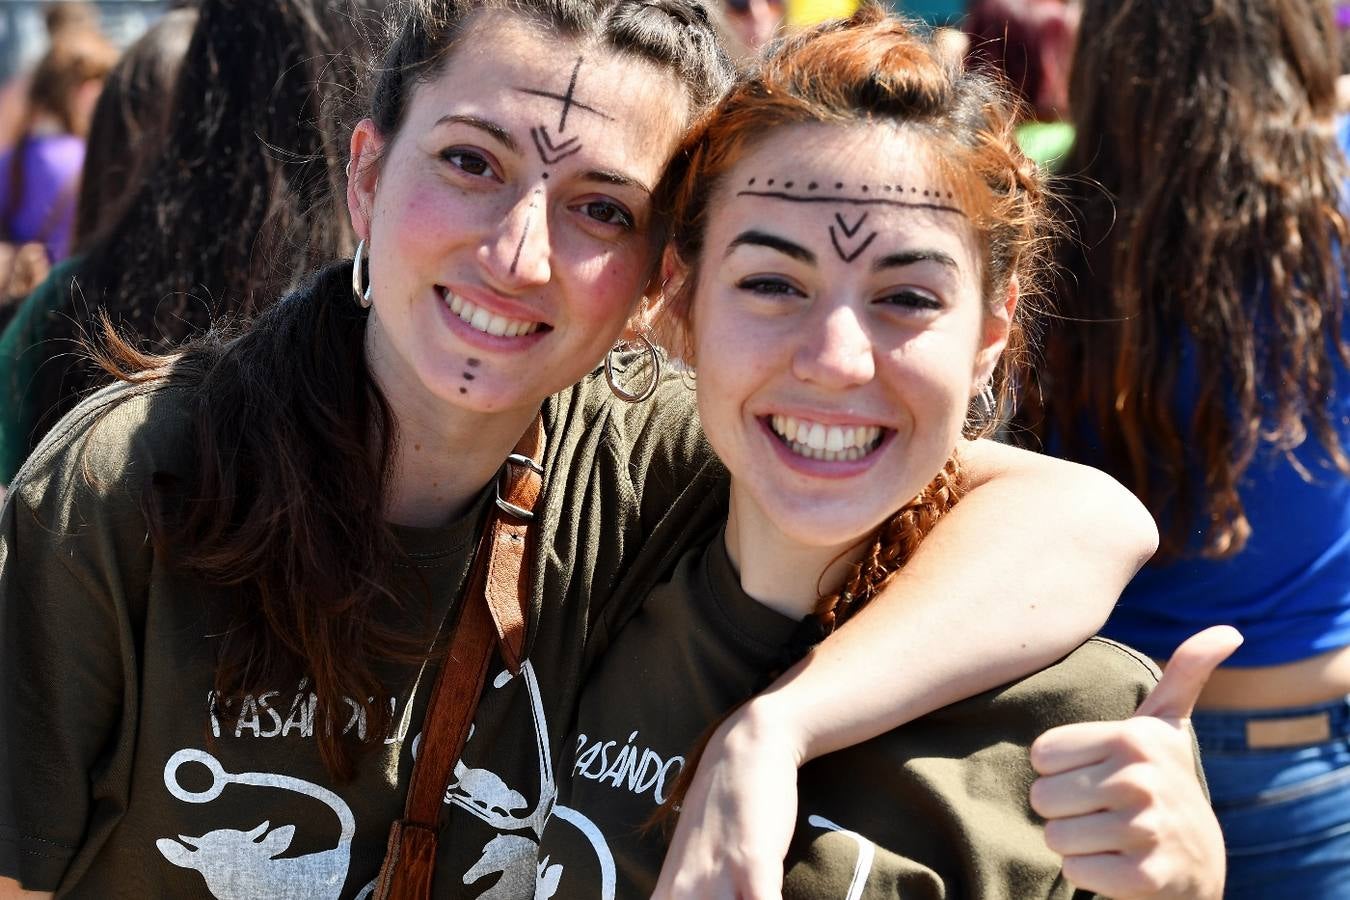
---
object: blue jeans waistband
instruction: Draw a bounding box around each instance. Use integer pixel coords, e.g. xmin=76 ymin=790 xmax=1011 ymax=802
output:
xmin=1192 ymin=696 xmax=1350 ymax=752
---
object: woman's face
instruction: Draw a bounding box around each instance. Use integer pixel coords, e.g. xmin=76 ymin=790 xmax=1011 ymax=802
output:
xmin=348 ymin=12 xmax=688 ymax=417
xmin=686 ymin=122 xmax=1013 ymax=550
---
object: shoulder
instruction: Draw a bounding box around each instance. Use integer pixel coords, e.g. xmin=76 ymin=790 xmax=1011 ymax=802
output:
xmin=11 ymin=378 xmax=197 ymax=518
xmin=991 ymin=637 xmax=1159 ymax=726
xmin=547 ymin=360 xmax=710 ymax=472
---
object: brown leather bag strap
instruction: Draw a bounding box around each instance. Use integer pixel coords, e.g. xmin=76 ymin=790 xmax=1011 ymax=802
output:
xmin=374 ymin=415 xmax=545 ymax=900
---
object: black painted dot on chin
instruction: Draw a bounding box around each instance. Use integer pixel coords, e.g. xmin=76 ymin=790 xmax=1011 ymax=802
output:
xmin=767 ymin=178 xmax=775 ymax=186
xmin=459 ymin=387 xmax=468 ymax=394
xmin=542 ymin=172 xmax=550 ymax=180
xmin=947 ymin=192 xmax=954 ymax=200
xmin=784 ymin=181 xmax=794 ymax=189
xmin=923 ymin=190 xmax=930 ymax=197
xmin=861 ymin=185 xmax=869 ymax=192
xmin=748 ymin=177 xmax=756 ymax=185
xmin=808 ymin=182 xmax=818 ymax=190
xmin=911 ymin=187 xmax=917 ymax=193
xmin=835 ymin=182 xmax=843 ymax=189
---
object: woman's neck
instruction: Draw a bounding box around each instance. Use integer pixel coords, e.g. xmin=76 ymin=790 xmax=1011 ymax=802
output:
xmin=366 ymin=318 xmax=540 ymax=528
xmin=722 ymin=483 xmax=863 ymax=621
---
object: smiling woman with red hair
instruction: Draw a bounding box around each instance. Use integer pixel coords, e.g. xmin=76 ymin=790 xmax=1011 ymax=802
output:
xmin=537 ymin=7 xmax=1225 ymax=897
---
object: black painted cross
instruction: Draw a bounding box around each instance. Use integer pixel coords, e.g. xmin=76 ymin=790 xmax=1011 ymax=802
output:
xmin=517 ymin=57 xmax=612 ymax=168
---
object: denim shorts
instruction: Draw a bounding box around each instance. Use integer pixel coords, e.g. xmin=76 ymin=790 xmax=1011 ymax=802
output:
xmin=1193 ymin=697 xmax=1350 ymax=899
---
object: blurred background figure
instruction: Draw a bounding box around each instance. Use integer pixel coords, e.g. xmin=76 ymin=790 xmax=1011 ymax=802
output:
xmin=69 ymin=7 xmax=194 ymax=249
xmin=724 ymin=0 xmax=965 ymax=57
xmin=0 ymin=0 xmax=373 ymax=486
xmin=0 ymin=1 xmax=105 ymax=148
xmin=1019 ymin=1 xmax=1350 ymax=895
xmin=0 ymin=5 xmax=194 ymax=472
xmin=721 ymin=0 xmax=784 ymax=52
xmin=963 ymin=0 xmax=1079 ymax=170
xmin=0 ymin=23 xmax=117 ymax=307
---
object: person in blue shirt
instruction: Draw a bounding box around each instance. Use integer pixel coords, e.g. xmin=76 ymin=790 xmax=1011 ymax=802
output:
xmin=1021 ymin=1 xmax=1350 ymax=896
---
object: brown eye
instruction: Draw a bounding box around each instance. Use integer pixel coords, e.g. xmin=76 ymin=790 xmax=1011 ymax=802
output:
xmin=579 ymin=200 xmax=634 ymax=229
xmin=441 ymin=149 xmax=492 ymax=177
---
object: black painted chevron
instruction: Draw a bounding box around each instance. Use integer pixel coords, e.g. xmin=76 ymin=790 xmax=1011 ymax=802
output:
xmin=531 ymin=126 xmax=581 ymax=165
xmin=829 ymin=224 xmax=878 ymax=263
xmin=834 ymin=211 xmax=869 ymax=237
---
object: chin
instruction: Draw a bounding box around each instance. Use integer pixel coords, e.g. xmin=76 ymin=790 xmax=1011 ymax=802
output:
xmin=771 ymin=498 xmax=892 ymax=551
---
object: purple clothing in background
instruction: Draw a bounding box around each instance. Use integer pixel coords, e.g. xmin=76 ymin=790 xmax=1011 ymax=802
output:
xmin=0 ymin=133 xmax=85 ymax=262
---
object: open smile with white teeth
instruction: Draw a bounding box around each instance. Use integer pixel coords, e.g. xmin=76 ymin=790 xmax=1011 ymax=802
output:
xmin=440 ymin=287 xmax=545 ymax=338
xmin=767 ymin=415 xmax=886 ymax=462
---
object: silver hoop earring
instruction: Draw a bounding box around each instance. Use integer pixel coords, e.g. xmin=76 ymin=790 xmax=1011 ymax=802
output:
xmin=352 ymin=239 xmax=373 ymax=309
xmin=977 ymin=382 xmax=996 ymax=418
xmin=604 ymin=334 xmax=662 ymax=403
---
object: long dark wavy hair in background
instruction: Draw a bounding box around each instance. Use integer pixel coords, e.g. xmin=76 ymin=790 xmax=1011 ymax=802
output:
xmin=98 ymin=0 xmax=734 ymax=780
xmin=29 ymin=0 xmax=374 ymax=450
xmin=71 ymin=7 xmax=197 ymax=253
xmin=1019 ymin=0 xmax=1350 ymax=561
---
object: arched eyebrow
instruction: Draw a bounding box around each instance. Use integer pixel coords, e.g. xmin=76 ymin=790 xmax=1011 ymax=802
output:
xmin=581 ymin=169 xmax=652 ymax=196
xmin=873 ymin=249 xmax=959 ymax=272
xmin=725 ymin=230 xmax=816 ymax=264
xmin=435 ymin=114 xmax=518 ymax=153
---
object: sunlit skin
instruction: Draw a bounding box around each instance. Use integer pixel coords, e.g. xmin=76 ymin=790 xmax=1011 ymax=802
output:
xmin=679 ymin=123 xmax=1015 ymax=614
xmin=344 ymin=12 xmax=686 ymax=525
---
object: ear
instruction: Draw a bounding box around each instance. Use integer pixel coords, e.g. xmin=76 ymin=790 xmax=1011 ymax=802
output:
xmin=156 ymin=838 xmax=193 ymax=866
xmin=348 ymin=118 xmax=386 ymax=242
xmin=973 ymin=274 xmax=1018 ymax=389
xmin=258 ymin=824 xmax=296 ymax=857
xmin=642 ymin=245 xmax=693 ymax=359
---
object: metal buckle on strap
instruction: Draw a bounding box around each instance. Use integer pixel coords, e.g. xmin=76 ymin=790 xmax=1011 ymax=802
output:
xmin=494 ymin=453 xmax=544 ymax=520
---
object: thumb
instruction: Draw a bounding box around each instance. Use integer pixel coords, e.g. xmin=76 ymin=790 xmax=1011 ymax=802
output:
xmin=1135 ymin=625 xmax=1243 ymax=720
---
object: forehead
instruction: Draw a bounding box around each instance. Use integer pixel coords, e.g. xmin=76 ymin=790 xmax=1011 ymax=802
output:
xmin=400 ymin=12 xmax=687 ymax=171
xmin=711 ymin=122 xmax=980 ymax=261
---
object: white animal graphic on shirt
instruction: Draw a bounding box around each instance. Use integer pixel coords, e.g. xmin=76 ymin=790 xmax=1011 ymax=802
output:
xmin=451 ymin=759 xmax=530 ymax=817
xmin=431 ymin=661 xmax=612 ymax=899
xmin=155 ymin=747 xmax=356 ymax=899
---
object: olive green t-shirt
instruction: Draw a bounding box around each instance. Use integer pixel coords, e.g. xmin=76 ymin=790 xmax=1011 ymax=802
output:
xmin=0 ymin=355 xmax=724 ymax=897
xmin=537 ymin=532 xmax=1162 ymax=899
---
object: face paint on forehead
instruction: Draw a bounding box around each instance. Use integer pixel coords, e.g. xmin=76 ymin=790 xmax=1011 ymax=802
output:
xmin=739 ymin=177 xmax=968 ymax=265
xmin=829 ymin=212 xmax=877 ymax=264
xmin=516 ymin=57 xmax=614 ymax=168
xmin=738 ymin=177 xmax=965 ymax=217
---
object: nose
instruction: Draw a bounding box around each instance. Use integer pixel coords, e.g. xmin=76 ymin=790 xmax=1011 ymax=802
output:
xmin=479 ymin=188 xmax=550 ymax=289
xmin=791 ymin=303 xmax=876 ymax=388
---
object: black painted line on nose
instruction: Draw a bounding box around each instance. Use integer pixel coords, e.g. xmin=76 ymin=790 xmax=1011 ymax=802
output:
xmin=510 ymin=211 xmax=533 ymax=276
